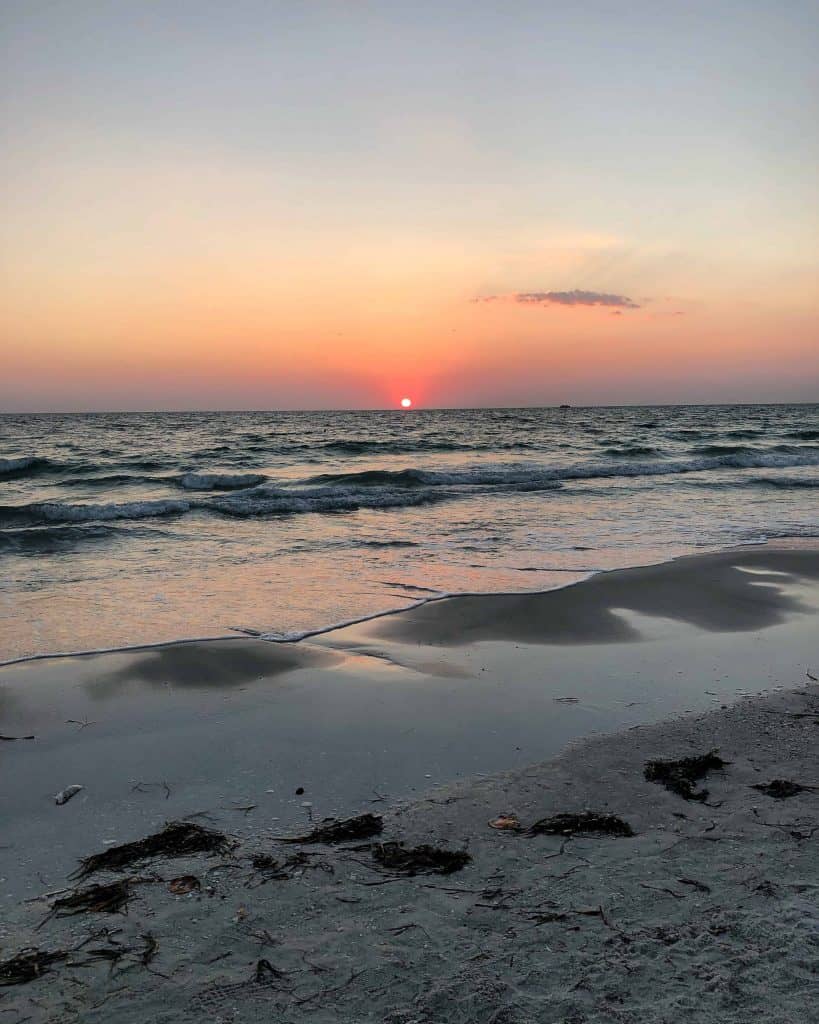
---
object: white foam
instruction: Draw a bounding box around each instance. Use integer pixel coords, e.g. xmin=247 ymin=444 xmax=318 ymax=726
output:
xmin=36 ymin=498 xmax=191 ymax=523
xmin=177 ymin=472 xmax=268 ymax=491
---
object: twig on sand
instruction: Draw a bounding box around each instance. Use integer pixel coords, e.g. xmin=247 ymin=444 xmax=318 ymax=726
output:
xmin=639 ymin=882 xmax=685 ymax=899
xmin=386 ymin=922 xmax=432 ymax=941
xmin=677 ymin=876 xmax=711 ymax=893
xmin=575 ymin=904 xmax=628 ymax=937
xmin=23 ymin=887 xmax=70 ymax=904
xmin=130 ymin=781 xmax=171 ymax=800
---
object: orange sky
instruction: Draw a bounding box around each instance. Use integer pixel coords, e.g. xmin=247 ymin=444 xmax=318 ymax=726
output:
xmin=2 ymin=3 xmax=817 ymax=409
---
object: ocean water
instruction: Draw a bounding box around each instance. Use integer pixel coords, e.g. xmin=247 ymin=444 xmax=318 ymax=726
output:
xmin=1 ymin=404 xmax=817 ymax=663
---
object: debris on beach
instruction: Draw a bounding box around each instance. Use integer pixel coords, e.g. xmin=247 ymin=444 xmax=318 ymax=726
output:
xmin=139 ymin=933 xmax=159 ymax=966
xmin=371 ymin=841 xmax=471 ymax=875
xmin=488 ymin=813 xmax=522 ymax=831
xmin=251 ymin=851 xmax=334 ymax=881
xmin=73 ymin=821 xmax=235 ymax=878
xmin=276 ymin=813 xmax=383 ymax=844
xmin=54 ymin=784 xmax=84 ymax=805
xmin=49 ymin=880 xmax=132 ymax=918
xmin=752 ymin=779 xmax=816 ymax=799
xmin=253 ymin=958 xmax=288 ymax=985
xmin=168 ymin=874 xmax=201 ymax=895
xmin=0 ymin=948 xmax=67 ymax=986
xmin=528 ymin=811 xmax=634 ymax=837
xmin=251 ymin=853 xmax=282 ymax=874
xmin=644 ymin=749 xmax=728 ymax=802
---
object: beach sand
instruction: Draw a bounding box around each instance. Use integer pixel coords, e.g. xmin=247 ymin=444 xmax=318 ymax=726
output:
xmin=1 ymin=543 xmax=817 ymax=1021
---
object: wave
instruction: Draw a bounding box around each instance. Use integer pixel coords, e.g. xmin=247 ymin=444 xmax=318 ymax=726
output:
xmin=0 ymin=523 xmax=162 ymax=553
xmin=0 ymin=456 xmax=179 ymax=482
xmin=1 ymin=449 xmax=816 ymax=529
xmin=198 ymin=484 xmax=451 ymax=518
xmin=359 ymin=539 xmax=420 ymax=548
xmin=59 ymin=472 xmax=162 ymax=488
xmin=308 ymin=451 xmax=819 ymax=490
xmin=602 ymin=446 xmax=661 ymax=458
xmin=316 ymin=438 xmax=479 ymax=455
xmin=692 ymin=444 xmax=756 ymax=456
xmin=305 ymin=467 xmax=566 ymax=489
xmin=750 ymin=476 xmax=819 ymax=489
xmin=0 ymin=455 xmax=51 ymax=477
xmin=176 ymin=472 xmax=268 ymax=491
xmin=784 ymin=429 xmax=819 ymax=441
xmin=691 ymin=443 xmax=806 ymax=457
xmin=0 ymin=498 xmax=191 ymax=528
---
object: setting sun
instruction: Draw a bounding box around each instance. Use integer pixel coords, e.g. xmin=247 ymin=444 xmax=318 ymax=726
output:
xmin=400 ymin=397 xmax=412 ymax=408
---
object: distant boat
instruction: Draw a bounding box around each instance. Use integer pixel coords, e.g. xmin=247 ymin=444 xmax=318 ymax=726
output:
xmin=559 ymin=403 xmax=572 ymax=409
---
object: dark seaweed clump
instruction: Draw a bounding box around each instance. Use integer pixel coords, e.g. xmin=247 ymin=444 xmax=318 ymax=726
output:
xmin=0 ymin=949 xmax=67 ymax=987
xmin=52 ymin=880 xmax=132 ymax=917
xmin=278 ymin=813 xmax=383 ymax=845
xmin=752 ymin=779 xmax=813 ymax=800
xmin=73 ymin=821 xmax=234 ymax=879
xmin=644 ymin=750 xmax=728 ymax=802
xmin=528 ymin=812 xmax=634 ymax=837
xmin=251 ymin=851 xmax=334 ymax=879
xmin=372 ymin=841 xmax=471 ymax=875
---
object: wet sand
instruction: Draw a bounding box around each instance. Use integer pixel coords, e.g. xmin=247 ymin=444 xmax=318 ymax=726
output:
xmin=1 ymin=543 xmax=817 ymax=1021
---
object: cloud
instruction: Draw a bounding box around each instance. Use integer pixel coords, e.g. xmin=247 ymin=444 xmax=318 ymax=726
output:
xmin=476 ymin=289 xmax=640 ymax=310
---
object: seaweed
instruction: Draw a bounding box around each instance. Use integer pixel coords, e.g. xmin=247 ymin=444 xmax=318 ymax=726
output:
xmin=251 ymin=853 xmax=283 ymax=873
xmin=251 ymin=851 xmax=334 ymax=880
xmin=73 ymin=821 xmax=234 ymax=878
xmin=752 ymin=779 xmax=815 ymax=799
xmin=371 ymin=841 xmax=471 ymax=875
xmin=644 ymin=750 xmax=728 ymax=802
xmin=253 ymin=958 xmax=287 ymax=985
xmin=276 ymin=813 xmax=383 ymax=845
xmin=528 ymin=812 xmax=634 ymax=837
xmin=51 ymin=880 xmax=132 ymax=917
xmin=0 ymin=948 xmax=67 ymax=987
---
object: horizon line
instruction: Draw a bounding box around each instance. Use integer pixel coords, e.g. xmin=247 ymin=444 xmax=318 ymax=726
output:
xmin=1 ymin=400 xmax=817 ymax=416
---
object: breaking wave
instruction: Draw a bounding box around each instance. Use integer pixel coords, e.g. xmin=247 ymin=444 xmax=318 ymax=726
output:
xmin=1 ymin=448 xmax=814 ymax=530
xmin=0 ymin=499 xmax=191 ymax=528
xmin=176 ymin=472 xmax=269 ymax=491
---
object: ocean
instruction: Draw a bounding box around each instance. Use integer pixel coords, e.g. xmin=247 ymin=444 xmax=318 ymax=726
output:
xmin=1 ymin=404 xmax=817 ymax=663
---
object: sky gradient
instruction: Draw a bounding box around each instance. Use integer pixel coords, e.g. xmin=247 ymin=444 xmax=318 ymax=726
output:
xmin=2 ymin=1 xmax=818 ymax=410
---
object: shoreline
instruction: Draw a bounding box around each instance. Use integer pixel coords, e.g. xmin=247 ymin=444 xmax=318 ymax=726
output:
xmin=2 ymin=535 xmax=814 ymax=668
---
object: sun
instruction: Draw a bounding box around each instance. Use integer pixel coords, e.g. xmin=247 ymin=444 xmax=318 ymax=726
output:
xmin=400 ymin=397 xmax=412 ymax=408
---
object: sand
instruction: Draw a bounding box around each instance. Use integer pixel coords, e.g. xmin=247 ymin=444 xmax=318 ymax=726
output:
xmin=1 ymin=543 xmax=817 ymax=1022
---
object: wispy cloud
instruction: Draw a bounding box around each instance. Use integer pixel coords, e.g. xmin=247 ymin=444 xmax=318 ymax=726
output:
xmin=477 ymin=289 xmax=640 ymax=310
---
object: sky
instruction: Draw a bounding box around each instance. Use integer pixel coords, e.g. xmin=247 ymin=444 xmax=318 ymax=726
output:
xmin=1 ymin=1 xmax=818 ymax=411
